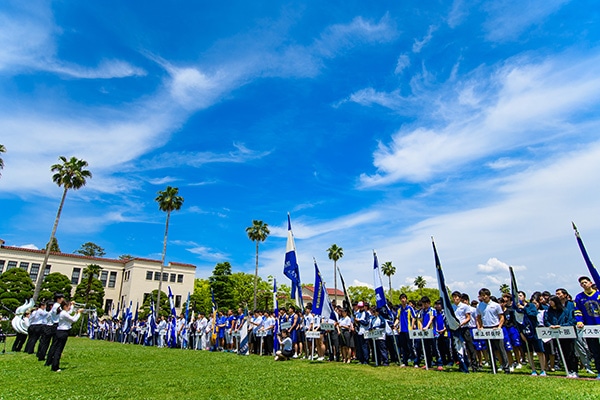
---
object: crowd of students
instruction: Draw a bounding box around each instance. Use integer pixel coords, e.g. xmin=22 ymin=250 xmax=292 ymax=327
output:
xmin=12 ymin=275 xmax=600 ymax=379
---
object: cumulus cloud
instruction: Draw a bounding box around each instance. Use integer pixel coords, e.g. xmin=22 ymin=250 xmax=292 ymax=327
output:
xmin=357 ymin=51 xmax=600 ymax=186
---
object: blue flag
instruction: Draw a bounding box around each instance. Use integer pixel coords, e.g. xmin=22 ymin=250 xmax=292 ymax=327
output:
xmin=312 ymin=260 xmax=338 ymax=321
xmin=373 ymin=251 xmax=392 ymax=319
xmin=273 ymin=279 xmax=279 ymax=351
xmin=572 ymin=222 xmax=600 ymax=287
xmin=167 ymin=286 xmax=177 ymax=348
xmin=283 ymin=214 xmax=303 ymax=309
xmin=238 ymin=306 xmax=249 ymax=356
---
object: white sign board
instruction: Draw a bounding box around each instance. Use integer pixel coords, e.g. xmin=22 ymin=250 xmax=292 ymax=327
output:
xmin=320 ymin=323 xmax=335 ymax=331
xmin=280 ymin=322 xmax=292 ymax=330
xmin=364 ymin=329 xmax=385 ymax=340
xmin=580 ymin=326 xmax=600 ymax=338
xmin=473 ymin=328 xmax=504 ymax=340
xmin=409 ymin=329 xmax=434 ymax=339
xmin=536 ymin=326 xmax=576 ymax=339
xmin=306 ymin=331 xmax=321 ymax=339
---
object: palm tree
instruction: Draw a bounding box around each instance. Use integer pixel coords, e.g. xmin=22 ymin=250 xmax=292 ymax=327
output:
xmin=246 ymin=220 xmax=270 ymax=309
xmin=414 ymin=275 xmax=427 ymax=296
xmin=381 ymin=261 xmax=396 ymax=295
xmin=0 ymin=144 xmax=5 ymax=177
xmin=79 ymin=263 xmax=103 ymax=336
xmin=33 ymin=156 xmax=92 ymax=301
xmin=155 ymin=186 xmax=184 ymax=317
xmin=327 ymin=244 xmax=344 ymax=303
xmin=499 ymin=283 xmax=510 ymax=295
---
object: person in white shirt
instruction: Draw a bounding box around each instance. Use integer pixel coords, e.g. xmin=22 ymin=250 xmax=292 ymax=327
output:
xmin=157 ymin=316 xmax=167 ymax=348
xmin=476 ymin=288 xmax=510 ymax=374
xmin=49 ymin=301 xmax=82 ymax=372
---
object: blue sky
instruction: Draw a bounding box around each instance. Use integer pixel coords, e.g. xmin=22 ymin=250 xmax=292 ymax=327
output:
xmin=2 ymin=0 xmax=600 ymax=299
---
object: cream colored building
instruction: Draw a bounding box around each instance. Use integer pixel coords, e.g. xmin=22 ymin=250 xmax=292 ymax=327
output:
xmin=0 ymin=240 xmax=196 ymax=315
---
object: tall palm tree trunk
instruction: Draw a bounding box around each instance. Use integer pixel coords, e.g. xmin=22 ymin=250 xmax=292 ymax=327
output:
xmin=33 ymin=187 xmax=68 ymax=301
xmin=333 ymin=260 xmax=337 ymax=304
xmin=156 ymin=211 xmax=171 ymax=318
xmin=388 ymin=276 xmax=392 ymax=295
xmin=253 ymin=240 xmax=258 ymax=310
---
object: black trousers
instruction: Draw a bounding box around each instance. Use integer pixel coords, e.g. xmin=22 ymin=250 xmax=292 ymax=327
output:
xmin=50 ymin=330 xmax=70 ymax=371
xmin=44 ymin=324 xmax=59 ymax=365
xmin=12 ymin=333 xmax=27 ymax=352
xmin=37 ymin=324 xmax=56 ymax=361
xmin=25 ymin=324 xmax=43 ymax=354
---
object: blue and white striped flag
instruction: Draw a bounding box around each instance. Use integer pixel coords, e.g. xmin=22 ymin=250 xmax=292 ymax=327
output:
xmin=312 ymin=259 xmax=338 ymax=321
xmin=283 ymin=214 xmax=303 ymax=310
xmin=238 ymin=306 xmax=249 ymax=356
xmin=167 ymin=286 xmax=177 ymax=348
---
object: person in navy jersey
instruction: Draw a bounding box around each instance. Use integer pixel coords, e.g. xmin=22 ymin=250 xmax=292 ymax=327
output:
xmin=394 ymin=294 xmax=416 ymax=367
xmin=574 ymin=276 xmax=600 ymax=379
xmin=434 ymin=300 xmax=450 ymax=369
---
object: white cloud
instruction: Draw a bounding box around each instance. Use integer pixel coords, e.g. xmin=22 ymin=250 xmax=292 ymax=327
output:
xmin=482 ymin=0 xmax=571 ymax=42
xmin=477 ymin=257 xmax=526 ymax=273
xmin=172 ymin=240 xmax=229 ymax=261
xmin=18 ymin=244 xmax=39 ymax=250
xmin=353 ymin=280 xmax=373 ymax=288
xmin=358 ymin=52 xmax=600 ymax=186
xmin=412 ymin=25 xmax=436 ymax=53
xmin=394 ymin=54 xmax=410 ymax=74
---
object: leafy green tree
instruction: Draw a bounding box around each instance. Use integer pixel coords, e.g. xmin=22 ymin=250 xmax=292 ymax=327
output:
xmin=119 ymin=254 xmax=133 ymax=261
xmin=72 ymin=276 xmax=105 ymax=313
xmin=33 ymin=156 xmax=92 ymax=301
xmin=347 ymin=286 xmax=376 ymax=306
xmin=0 ymin=268 xmax=35 ymax=315
xmin=75 ymin=242 xmax=106 ymax=257
xmin=209 ymin=262 xmax=235 ymax=310
xmin=46 ymin=237 xmax=61 ymax=253
xmin=327 ymin=244 xmax=344 ymax=304
xmin=154 ymin=186 xmax=184 ymax=318
xmin=190 ymin=279 xmax=211 ymax=315
xmin=230 ymin=272 xmax=255 ymax=308
xmin=397 ymin=285 xmax=441 ymax=303
xmin=139 ymin=289 xmax=170 ymax=319
xmin=39 ymin=272 xmax=72 ymax=302
xmin=0 ymin=143 xmax=5 ymax=177
xmin=381 ymin=261 xmax=396 ymax=295
xmin=414 ymin=276 xmax=427 ymax=296
xmin=246 ymin=220 xmax=270 ymax=309
xmin=499 ymin=283 xmax=510 ymax=295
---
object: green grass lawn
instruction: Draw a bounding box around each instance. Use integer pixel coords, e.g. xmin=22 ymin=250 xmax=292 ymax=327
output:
xmin=1 ymin=337 xmax=598 ymax=400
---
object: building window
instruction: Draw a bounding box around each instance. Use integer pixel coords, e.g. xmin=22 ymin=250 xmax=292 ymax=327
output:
xmin=177 ymin=274 xmax=184 ymax=283
xmin=104 ymin=299 xmax=113 ymax=315
xmin=170 ymin=273 xmax=176 ymax=282
xmin=162 ymin=273 xmax=168 ymax=282
xmin=43 ymin=265 xmax=51 ymax=279
xmin=154 ymin=272 xmax=160 ymax=281
xmin=100 ymin=271 xmax=108 ymax=287
xmin=6 ymin=260 xmax=17 ymax=270
xmin=175 ymin=295 xmax=181 ymax=308
xmin=29 ymin=263 xmax=40 ymax=281
xmin=19 ymin=262 xmax=29 ymax=272
xmin=71 ymin=267 xmax=81 ymax=285
xmin=146 ymin=271 xmax=153 ymax=280
xmin=108 ymin=271 xmax=117 ymax=288
xmin=0 ymin=260 xmax=4 ymax=273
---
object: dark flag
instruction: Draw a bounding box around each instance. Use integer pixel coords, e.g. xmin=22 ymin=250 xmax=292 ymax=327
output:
xmin=337 ymin=265 xmax=353 ymax=316
xmin=509 ymin=266 xmax=524 ymax=325
xmin=572 ymin=222 xmax=600 ymax=287
xmin=432 ymin=237 xmax=468 ymax=372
